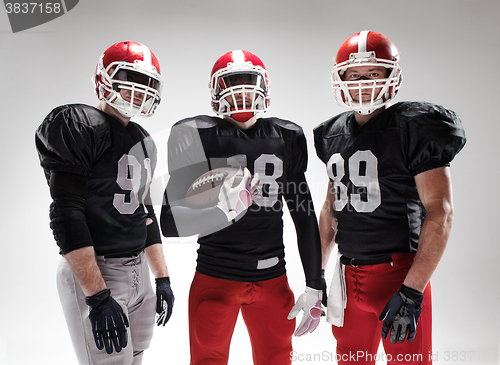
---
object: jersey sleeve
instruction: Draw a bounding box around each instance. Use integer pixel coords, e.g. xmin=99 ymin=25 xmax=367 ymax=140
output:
xmin=403 ymin=103 xmax=466 ymax=176
xmin=287 ymin=127 xmax=308 ymax=174
xmin=313 ymin=123 xmax=327 ymax=164
xmin=161 ymin=120 xmax=227 ymax=238
xmin=313 ymin=114 xmax=345 ymax=166
xmin=284 ymin=172 xmax=322 ymax=289
xmin=166 ymin=121 xmax=210 ymax=203
xmin=35 ymin=105 xmax=110 ymax=176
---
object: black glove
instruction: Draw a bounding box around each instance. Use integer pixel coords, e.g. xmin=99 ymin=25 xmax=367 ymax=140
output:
xmin=86 ymin=289 xmax=129 ymax=354
xmin=321 ymin=269 xmax=328 ymax=307
xmin=155 ymin=277 xmax=174 ymax=326
xmin=379 ymin=284 xmax=424 ymax=343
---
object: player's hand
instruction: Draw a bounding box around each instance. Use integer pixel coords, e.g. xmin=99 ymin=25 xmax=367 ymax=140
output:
xmin=217 ymin=167 xmax=259 ymax=221
xmin=379 ymin=284 xmax=424 ymax=343
xmin=321 ymin=269 xmax=328 ymax=307
xmin=287 ymin=287 xmax=324 ymax=336
xmin=155 ymin=277 xmax=174 ymax=326
xmin=86 ymin=289 xmax=129 ymax=354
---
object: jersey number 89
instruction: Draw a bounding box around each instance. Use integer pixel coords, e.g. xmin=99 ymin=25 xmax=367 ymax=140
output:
xmin=327 ymin=150 xmax=381 ymax=213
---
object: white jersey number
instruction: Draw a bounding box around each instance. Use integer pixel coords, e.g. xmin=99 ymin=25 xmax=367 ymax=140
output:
xmin=326 ymin=150 xmax=381 ymax=213
xmin=226 ymin=154 xmax=283 ymax=208
xmin=113 ymin=154 xmax=152 ymax=214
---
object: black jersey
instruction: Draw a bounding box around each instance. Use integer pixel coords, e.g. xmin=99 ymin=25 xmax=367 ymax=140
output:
xmin=162 ymin=115 xmax=309 ymax=282
xmin=314 ymin=101 xmax=466 ymax=260
xmin=36 ymin=104 xmax=157 ymax=256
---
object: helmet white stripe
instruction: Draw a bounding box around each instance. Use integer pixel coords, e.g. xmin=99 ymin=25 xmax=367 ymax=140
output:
xmin=232 ymin=50 xmax=245 ymax=64
xmin=139 ymin=43 xmax=152 ymax=65
xmin=358 ymin=30 xmax=369 ymax=53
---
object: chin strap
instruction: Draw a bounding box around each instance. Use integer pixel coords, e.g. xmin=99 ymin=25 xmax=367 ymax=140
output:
xmin=230 ymin=111 xmax=254 ymax=123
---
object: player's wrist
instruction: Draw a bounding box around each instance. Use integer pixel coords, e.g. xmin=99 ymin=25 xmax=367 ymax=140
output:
xmin=305 ymin=286 xmax=322 ymax=299
xmin=216 ymin=205 xmax=237 ymax=221
xmin=155 ymin=277 xmax=170 ymax=285
xmin=400 ymin=284 xmax=424 ymax=304
xmin=85 ymin=289 xmax=111 ymax=308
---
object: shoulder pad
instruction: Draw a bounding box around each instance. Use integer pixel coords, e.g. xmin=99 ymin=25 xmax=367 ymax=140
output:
xmin=35 ymin=104 xmax=112 ymax=175
xmin=394 ymin=102 xmax=466 ymax=175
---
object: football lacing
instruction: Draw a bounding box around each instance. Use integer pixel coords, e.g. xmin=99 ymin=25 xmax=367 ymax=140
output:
xmin=192 ymin=172 xmax=226 ymax=190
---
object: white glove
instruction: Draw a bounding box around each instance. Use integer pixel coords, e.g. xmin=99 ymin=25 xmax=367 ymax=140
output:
xmin=287 ymin=287 xmax=323 ymax=337
xmin=216 ymin=167 xmax=259 ymax=221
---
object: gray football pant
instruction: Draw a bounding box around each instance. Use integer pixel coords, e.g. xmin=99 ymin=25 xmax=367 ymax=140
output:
xmin=57 ymin=252 xmax=156 ymax=365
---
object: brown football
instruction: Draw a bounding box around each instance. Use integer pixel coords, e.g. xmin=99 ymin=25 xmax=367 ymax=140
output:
xmin=185 ymin=167 xmax=243 ymax=208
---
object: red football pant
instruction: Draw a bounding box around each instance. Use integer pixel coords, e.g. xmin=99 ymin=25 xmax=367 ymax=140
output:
xmin=332 ymin=254 xmax=432 ymax=365
xmin=189 ymin=272 xmax=295 ymax=365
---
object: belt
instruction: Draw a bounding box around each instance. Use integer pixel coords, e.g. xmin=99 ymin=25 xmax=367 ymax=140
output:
xmin=340 ymin=255 xmax=392 ymax=268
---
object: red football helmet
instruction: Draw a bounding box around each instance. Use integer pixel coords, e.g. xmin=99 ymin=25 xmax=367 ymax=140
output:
xmin=332 ymin=31 xmax=402 ymax=115
xmin=209 ymin=50 xmax=270 ymax=123
xmin=93 ymin=41 xmax=163 ymax=118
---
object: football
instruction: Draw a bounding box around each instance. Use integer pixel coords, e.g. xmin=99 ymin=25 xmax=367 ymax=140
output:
xmin=185 ymin=167 xmax=243 ymax=208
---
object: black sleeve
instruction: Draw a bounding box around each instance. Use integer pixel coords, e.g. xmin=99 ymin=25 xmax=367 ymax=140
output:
xmin=49 ymin=171 xmax=94 ymax=254
xmin=160 ymin=188 xmax=230 ymax=237
xmin=283 ymin=172 xmax=322 ymax=290
xmin=160 ymin=123 xmax=230 ymax=238
xmin=144 ymin=204 xmax=162 ymax=247
xmin=313 ymin=123 xmax=327 ymax=164
xmin=160 ymin=189 xmax=180 ymax=237
xmin=35 ymin=105 xmax=109 ymax=175
xmin=288 ymin=127 xmax=308 ymax=174
xmin=404 ymin=103 xmax=466 ymax=176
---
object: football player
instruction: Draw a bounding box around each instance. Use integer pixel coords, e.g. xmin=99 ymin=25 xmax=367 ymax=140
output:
xmin=160 ymin=50 xmax=324 ymax=364
xmin=314 ymin=31 xmax=466 ymax=364
xmin=35 ymin=41 xmax=174 ymax=365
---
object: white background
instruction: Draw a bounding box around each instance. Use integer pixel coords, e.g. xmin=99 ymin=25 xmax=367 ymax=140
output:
xmin=0 ymin=0 xmax=499 ymax=364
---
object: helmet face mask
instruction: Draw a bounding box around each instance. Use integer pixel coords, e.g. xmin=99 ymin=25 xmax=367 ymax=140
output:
xmin=332 ymin=31 xmax=402 ymax=115
xmin=93 ymin=42 xmax=163 ymax=118
xmin=209 ymin=50 xmax=270 ymax=122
